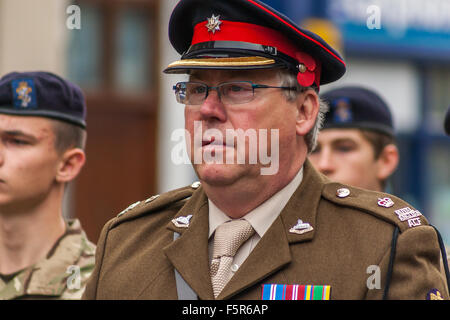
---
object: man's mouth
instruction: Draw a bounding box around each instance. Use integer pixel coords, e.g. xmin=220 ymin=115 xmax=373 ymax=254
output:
xmin=201 ymin=137 xmax=230 ymax=147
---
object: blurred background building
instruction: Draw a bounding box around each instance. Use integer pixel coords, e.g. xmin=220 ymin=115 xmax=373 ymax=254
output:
xmin=0 ymin=0 xmax=449 ymax=245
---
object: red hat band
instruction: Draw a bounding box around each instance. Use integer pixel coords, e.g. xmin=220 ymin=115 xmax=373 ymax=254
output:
xmin=190 ymin=20 xmax=321 ymax=88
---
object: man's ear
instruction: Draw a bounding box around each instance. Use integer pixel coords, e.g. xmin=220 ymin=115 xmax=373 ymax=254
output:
xmin=56 ymin=148 xmax=86 ymax=183
xmin=376 ymin=144 xmax=399 ymax=181
xmin=295 ymin=89 xmax=319 ymax=136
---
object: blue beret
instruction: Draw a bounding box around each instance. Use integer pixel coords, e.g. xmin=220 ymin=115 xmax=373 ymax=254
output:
xmin=163 ymin=0 xmax=346 ymax=89
xmin=321 ymin=86 xmax=394 ymax=137
xmin=0 ymin=71 xmax=86 ymax=128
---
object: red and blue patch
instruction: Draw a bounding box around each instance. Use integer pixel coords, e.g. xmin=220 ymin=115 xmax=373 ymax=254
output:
xmin=11 ymin=78 xmax=37 ymax=109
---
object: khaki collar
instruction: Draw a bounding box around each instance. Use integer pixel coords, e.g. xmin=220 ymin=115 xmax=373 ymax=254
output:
xmin=208 ymin=167 xmax=304 ymax=238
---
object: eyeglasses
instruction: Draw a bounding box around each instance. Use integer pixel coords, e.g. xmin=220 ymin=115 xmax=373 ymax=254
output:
xmin=173 ymin=81 xmax=297 ymax=105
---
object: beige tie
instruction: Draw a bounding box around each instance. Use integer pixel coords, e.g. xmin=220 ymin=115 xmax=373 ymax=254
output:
xmin=210 ymin=219 xmax=255 ymax=298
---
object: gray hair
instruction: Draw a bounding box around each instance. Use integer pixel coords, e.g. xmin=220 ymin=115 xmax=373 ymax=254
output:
xmin=277 ymin=69 xmax=329 ymax=153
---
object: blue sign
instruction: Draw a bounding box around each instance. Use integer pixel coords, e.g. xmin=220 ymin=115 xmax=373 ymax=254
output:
xmin=325 ymin=0 xmax=450 ymax=61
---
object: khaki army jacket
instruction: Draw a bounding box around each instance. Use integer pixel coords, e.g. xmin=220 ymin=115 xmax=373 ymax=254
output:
xmin=0 ymin=219 xmax=96 ymax=300
xmin=84 ymin=160 xmax=449 ymax=300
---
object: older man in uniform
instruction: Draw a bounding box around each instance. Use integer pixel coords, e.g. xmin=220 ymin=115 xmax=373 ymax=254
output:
xmin=0 ymin=71 xmax=95 ymax=299
xmin=309 ymin=86 xmax=399 ymax=192
xmin=83 ymin=0 xmax=448 ymax=300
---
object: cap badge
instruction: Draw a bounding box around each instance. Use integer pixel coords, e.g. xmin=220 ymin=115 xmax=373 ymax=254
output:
xmin=336 ymin=188 xmax=350 ymax=198
xmin=333 ymin=98 xmax=352 ymax=123
xmin=205 ymin=14 xmax=222 ymax=34
xmin=172 ymin=214 xmax=193 ymax=228
xmin=12 ymin=79 xmax=37 ymax=108
xmin=377 ymin=197 xmax=394 ymax=208
xmin=289 ymin=219 xmax=314 ymax=235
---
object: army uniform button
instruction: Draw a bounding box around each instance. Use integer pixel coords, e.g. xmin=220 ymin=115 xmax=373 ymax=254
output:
xmin=298 ymin=63 xmax=307 ymax=73
xmin=336 ymin=188 xmax=350 ymax=198
xmin=191 ymin=181 xmax=201 ymax=189
xmin=231 ymin=264 xmax=239 ymax=272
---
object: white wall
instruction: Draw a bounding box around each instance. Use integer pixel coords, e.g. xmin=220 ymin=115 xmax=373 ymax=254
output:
xmin=157 ymin=0 xmax=197 ymax=193
xmin=0 ymin=0 xmax=68 ymax=75
xmin=322 ymin=58 xmax=420 ymax=133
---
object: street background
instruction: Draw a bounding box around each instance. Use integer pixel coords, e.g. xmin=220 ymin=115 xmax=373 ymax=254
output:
xmin=0 ymin=0 xmax=449 ymax=245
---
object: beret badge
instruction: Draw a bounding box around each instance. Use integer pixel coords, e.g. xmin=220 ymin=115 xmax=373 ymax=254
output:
xmin=12 ymin=79 xmax=37 ymax=109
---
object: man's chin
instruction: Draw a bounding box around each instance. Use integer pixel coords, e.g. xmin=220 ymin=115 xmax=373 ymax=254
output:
xmin=194 ymin=163 xmax=246 ymax=187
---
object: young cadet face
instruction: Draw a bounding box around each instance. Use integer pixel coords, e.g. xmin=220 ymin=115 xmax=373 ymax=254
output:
xmin=309 ymin=128 xmax=383 ymax=191
xmin=184 ymin=69 xmax=306 ymax=188
xmin=0 ymin=115 xmax=62 ymax=212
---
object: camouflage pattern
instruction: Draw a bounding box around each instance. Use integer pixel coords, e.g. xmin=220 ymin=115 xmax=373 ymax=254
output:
xmin=0 ymin=219 xmax=96 ymax=300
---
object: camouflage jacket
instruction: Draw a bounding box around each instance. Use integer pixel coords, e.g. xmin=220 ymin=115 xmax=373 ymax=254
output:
xmin=0 ymin=219 xmax=96 ymax=300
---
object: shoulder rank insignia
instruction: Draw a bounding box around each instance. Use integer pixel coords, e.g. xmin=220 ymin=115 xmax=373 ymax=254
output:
xmin=172 ymin=214 xmax=193 ymax=228
xmin=378 ymin=197 xmax=394 ymax=208
xmin=117 ymin=201 xmax=141 ymax=217
xmin=262 ymin=284 xmax=331 ymax=300
xmin=145 ymin=194 xmax=160 ymax=203
xmin=289 ymin=219 xmax=313 ymax=235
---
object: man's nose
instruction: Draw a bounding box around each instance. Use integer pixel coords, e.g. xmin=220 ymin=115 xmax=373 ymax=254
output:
xmin=0 ymin=142 xmax=4 ymax=166
xmin=199 ymin=89 xmax=227 ymax=122
xmin=316 ymin=148 xmax=335 ymax=176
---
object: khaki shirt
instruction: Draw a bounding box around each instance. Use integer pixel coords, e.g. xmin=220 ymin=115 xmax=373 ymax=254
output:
xmin=83 ymin=160 xmax=449 ymax=300
xmin=208 ymin=167 xmax=303 ymax=270
xmin=0 ymin=219 xmax=96 ymax=300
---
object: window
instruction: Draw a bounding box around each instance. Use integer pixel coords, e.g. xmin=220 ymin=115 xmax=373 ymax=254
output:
xmin=65 ymin=0 xmax=160 ymax=242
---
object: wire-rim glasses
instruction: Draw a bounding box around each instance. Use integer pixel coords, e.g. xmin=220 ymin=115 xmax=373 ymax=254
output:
xmin=173 ymin=81 xmax=297 ymax=105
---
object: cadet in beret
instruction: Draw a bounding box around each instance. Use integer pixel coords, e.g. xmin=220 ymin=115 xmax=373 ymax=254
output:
xmin=84 ymin=0 xmax=449 ymax=300
xmin=309 ymin=86 xmax=399 ymax=192
xmin=0 ymin=71 xmax=95 ymax=299
xmin=309 ymin=86 xmax=450 ymax=287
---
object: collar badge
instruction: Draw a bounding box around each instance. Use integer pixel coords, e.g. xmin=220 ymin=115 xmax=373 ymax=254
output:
xmin=172 ymin=214 xmax=193 ymax=228
xmin=289 ymin=219 xmax=314 ymax=235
